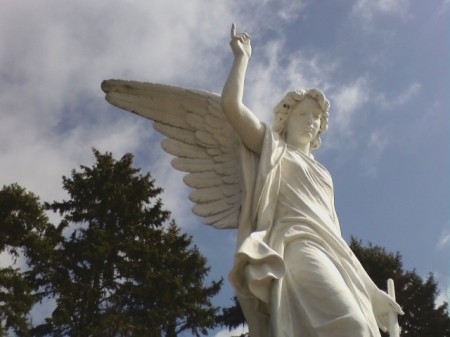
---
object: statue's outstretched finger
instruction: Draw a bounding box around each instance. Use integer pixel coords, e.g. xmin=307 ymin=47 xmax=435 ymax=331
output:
xmin=231 ymin=23 xmax=236 ymax=38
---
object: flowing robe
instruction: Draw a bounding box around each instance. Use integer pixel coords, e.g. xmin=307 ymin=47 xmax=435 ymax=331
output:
xmin=229 ymin=125 xmax=382 ymax=337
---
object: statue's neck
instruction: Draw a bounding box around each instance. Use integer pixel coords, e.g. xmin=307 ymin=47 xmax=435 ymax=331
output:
xmin=286 ymin=140 xmax=310 ymax=157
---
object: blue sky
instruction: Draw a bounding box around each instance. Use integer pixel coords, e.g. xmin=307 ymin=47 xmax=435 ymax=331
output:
xmin=0 ymin=1 xmax=449 ymax=336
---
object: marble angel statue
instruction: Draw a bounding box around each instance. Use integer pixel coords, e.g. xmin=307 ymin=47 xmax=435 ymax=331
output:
xmin=102 ymin=24 xmax=403 ymax=337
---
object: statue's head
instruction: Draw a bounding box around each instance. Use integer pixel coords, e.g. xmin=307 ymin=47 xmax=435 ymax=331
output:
xmin=272 ymin=88 xmax=330 ymax=149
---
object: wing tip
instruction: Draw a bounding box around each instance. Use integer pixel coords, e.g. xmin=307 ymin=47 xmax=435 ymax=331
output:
xmin=101 ymin=80 xmax=108 ymax=93
xmin=101 ymin=79 xmax=119 ymax=94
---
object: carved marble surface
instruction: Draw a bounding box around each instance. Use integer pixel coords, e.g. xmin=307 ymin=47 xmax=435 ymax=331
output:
xmin=102 ymin=24 xmax=403 ymax=337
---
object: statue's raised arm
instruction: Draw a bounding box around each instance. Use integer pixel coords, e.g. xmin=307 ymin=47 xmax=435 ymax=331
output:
xmin=221 ymin=24 xmax=264 ymax=154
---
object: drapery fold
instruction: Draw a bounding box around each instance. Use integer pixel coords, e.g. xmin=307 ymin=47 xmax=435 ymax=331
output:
xmin=230 ymin=125 xmax=381 ymax=337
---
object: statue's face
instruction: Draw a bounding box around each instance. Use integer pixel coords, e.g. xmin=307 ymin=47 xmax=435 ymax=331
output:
xmin=286 ymin=96 xmax=321 ymax=149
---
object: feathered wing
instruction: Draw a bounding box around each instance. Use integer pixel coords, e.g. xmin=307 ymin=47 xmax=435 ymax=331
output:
xmin=101 ymin=79 xmax=241 ymax=229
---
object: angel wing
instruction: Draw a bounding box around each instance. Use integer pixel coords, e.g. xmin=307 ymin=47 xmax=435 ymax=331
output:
xmin=101 ymin=79 xmax=242 ymax=229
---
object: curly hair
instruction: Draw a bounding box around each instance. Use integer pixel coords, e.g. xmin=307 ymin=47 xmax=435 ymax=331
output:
xmin=272 ymin=88 xmax=330 ymax=149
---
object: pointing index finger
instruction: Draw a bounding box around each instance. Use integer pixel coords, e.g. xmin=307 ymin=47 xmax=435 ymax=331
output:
xmin=231 ymin=23 xmax=236 ymax=38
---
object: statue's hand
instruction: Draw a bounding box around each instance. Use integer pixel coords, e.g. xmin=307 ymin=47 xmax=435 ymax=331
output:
xmin=372 ymin=289 xmax=404 ymax=332
xmin=230 ymin=23 xmax=252 ymax=58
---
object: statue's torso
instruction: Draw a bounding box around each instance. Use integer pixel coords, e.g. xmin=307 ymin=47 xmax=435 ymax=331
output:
xmin=268 ymin=146 xmax=341 ymax=250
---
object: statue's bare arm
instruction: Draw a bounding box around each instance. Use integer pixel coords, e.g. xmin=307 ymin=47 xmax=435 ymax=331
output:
xmin=221 ymin=24 xmax=264 ymax=155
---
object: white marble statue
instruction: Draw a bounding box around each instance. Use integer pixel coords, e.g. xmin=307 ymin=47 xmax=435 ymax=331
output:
xmin=102 ymin=24 xmax=403 ymax=337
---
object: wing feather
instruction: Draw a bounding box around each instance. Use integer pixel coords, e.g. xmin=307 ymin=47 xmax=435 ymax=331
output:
xmin=204 ymin=210 xmax=240 ymax=228
xmin=213 ymin=153 xmax=237 ymax=163
xmin=106 ymin=93 xmax=193 ymax=130
xmin=102 ymin=79 xmax=242 ymax=229
xmin=171 ymin=158 xmax=215 ymax=173
xmin=186 ymin=113 xmax=206 ymax=130
xmin=205 ymin=114 xmax=224 ymax=129
xmin=192 ymin=195 xmax=241 ymax=217
xmin=154 ymin=122 xmax=197 ymax=145
xmin=181 ymin=97 xmax=210 ymax=117
xmin=161 ymin=139 xmax=209 ymax=159
xmin=224 ymin=175 xmax=241 ymax=184
xmin=208 ymin=98 xmax=226 ymax=119
xmin=195 ymin=130 xmax=219 ymax=148
xmin=207 ymin=148 xmax=223 ymax=156
xmin=189 ymin=184 xmax=240 ymax=203
xmin=183 ymin=172 xmax=224 ymax=189
xmin=215 ymin=162 xmax=239 ymax=176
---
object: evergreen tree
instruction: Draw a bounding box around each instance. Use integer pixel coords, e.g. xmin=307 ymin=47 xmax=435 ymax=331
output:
xmin=350 ymin=238 xmax=450 ymax=337
xmin=219 ymin=239 xmax=450 ymax=337
xmin=30 ymin=149 xmax=222 ymax=337
xmin=0 ymin=184 xmax=55 ymax=337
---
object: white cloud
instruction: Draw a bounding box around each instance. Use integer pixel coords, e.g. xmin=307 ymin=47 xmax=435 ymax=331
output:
xmin=431 ymin=269 xmax=450 ymax=307
xmin=321 ymin=79 xmax=420 ymax=167
xmin=390 ymin=81 xmax=421 ymax=106
xmin=0 ymin=0 xmax=306 ymax=211
xmin=244 ymin=40 xmax=336 ymax=126
xmin=362 ymin=129 xmax=391 ymax=175
xmin=0 ymin=108 xmax=148 ymax=202
xmin=231 ymin=0 xmax=307 ymax=31
xmin=215 ymin=325 xmax=248 ymax=337
xmin=330 ymin=77 xmax=369 ymax=135
xmin=438 ymin=0 xmax=450 ymax=15
xmin=432 ymin=224 xmax=450 ymax=309
xmin=368 ymin=130 xmax=389 ymax=155
xmin=352 ymin=0 xmax=412 ymax=21
xmin=0 ymin=252 xmax=14 ymax=269
xmin=376 ymin=81 xmax=421 ymax=110
xmin=29 ymin=297 xmax=57 ymax=327
xmin=435 ymin=286 xmax=450 ymax=307
xmin=325 ymin=80 xmax=420 ymax=172
xmin=437 ymin=227 xmax=450 ymax=250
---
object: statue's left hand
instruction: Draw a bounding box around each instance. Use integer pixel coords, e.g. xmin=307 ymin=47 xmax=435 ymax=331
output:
xmin=372 ymin=289 xmax=404 ymax=332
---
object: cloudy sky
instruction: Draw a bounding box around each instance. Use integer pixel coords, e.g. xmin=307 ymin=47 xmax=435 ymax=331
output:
xmin=1 ymin=0 xmax=449 ymax=335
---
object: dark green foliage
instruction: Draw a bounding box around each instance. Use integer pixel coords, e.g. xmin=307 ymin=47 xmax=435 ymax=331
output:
xmin=216 ymin=296 xmax=245 ymax=330
xmin=0 ymin=267 xmax=33 ymax=337
xmin=350 ymin=238 xmax=450 ymax=337
xmin=32 ymin=149 xmax=222 ymax=337
xmin=0 ymin=184 xmax=54 ymax=337
xmin=0 ymin=184 xmax=51 ymax=260
xmin=1 ymin=150 xmax=222 ymax=337
xmin=219 ymin=238 xmax=450 ymax=337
